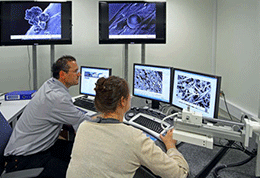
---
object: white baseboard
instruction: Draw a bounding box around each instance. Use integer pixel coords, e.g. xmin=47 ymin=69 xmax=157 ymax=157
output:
xmin=219 ymin=97 xmax=259 ymax=122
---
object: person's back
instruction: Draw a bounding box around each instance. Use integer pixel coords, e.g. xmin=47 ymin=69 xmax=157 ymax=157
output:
xmin=4 ymin=78 xmax=82 ymax=156
xmin=68 ymin=120 xmax=188 ymax=178
xmin=67 ymin=76 xmax=189 ymax=178
xmin=4 ymin=55 xmax=93 ymax=178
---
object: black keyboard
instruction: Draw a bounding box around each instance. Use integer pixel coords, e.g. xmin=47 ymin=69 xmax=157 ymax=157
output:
xmin=73 ymin=99 xmax=97 ymax=112
xmin=132 ymin=115 xmax=164 ymax=134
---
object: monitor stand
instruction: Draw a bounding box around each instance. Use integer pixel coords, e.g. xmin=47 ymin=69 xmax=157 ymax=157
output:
xmin=82 ymin=95 xmax=89 ymax=99
xmin=151 ymin=100 xmax=160 ymax=109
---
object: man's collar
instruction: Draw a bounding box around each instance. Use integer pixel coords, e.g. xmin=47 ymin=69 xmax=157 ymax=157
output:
xmin=51 ymin=77 xmax=69 ymax=92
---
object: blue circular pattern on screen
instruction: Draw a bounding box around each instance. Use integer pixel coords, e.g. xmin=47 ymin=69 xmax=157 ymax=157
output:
xmin=127 ymin=14 xmax=142 ymax=29
xmin=109 ymin=3 xmax=156 ymax=35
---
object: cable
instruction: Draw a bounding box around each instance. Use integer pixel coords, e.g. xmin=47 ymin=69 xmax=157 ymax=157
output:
xmin=213 ymin=143 xmax=255 ymax=156
xmin=160 ymin=112 xmax=178 ymax=131
xmin=240 ymin=114 xmax=248 ymax=123
xmin=0 ymin=92 xmax=8 ymax=97
xmin=160 ymin=103 xmax=170 ymax=113
xmin=221 ymin=91 xmax=234 ymax=121
xmin=145 ymin=99 xmax=152 ymax=108
xmin=212 ymin=149 xmax=257 ymax=178
xmin=213 ymin=139 xmax=257 ymax=178
xmin=214 ymin=139 xmax=257 ymax=155
xmin=214 ymin=139 xmax=256 ymax=155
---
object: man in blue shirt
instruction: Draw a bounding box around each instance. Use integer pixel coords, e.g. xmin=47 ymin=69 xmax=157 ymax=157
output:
xmin=4 ymin=55 xmax=94 ymax=178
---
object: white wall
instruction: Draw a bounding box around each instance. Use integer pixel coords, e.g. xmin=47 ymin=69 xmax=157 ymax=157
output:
xmin=0 ymin=0 xmax=259 ymax=119
xmin=216 ymin=0 xmax=260 ymax=118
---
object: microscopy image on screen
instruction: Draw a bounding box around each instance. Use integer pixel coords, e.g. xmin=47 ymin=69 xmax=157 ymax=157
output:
xmin=176 ymin=75 xmax=211 ymax=112
xmin=24 ymin=3 xmax=61 ymax=39
xmin=84 ymin=71 xmax=107 ymax=79
xmin=108 ymin=3 xmax=156 ymax=36
xmin=134 ymin=69 xmax=162 ymax=94
xmin=8 ymin=3 xmax=61 ymax=40
xmin=80 ymin=67 xmax=111 ymax=96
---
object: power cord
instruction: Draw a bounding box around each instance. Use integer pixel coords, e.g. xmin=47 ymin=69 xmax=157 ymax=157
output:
xmin=214 ymin=141 xmax=255 ymax=155
xmin=220 ymin=91 xmax=234 ymax=121
xmin=0 ymin=93 xmax=7 ymax=97
xmin=213 ymin=140 xmax=257 ymax=178
xmin=159 ymin=103 xmax=170 ymax=113
xmin=160 ymin=112 xmax=180 ymax=131
xmin=212 ymin=149 xmax=257 ymax=178
xmin=145 ymin=99 xmax=152 ymax=108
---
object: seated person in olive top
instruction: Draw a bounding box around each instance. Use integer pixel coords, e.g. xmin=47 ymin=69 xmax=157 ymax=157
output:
xmin=4 ymin=55 xmax=95 ymax=178
xmin=66 ymin=76 xmax=189 ymax=178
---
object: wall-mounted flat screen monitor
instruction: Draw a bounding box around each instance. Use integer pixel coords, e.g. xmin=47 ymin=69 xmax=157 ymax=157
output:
xmin=0 ymin=1 xmax=72 ymax=46
xmin=171 ymin=68 xmax=222 ymax=118
xmin=133 ymin=63 xmax=172 ymax=109
xmin=99 ymin=1 xmax=166 ymax=44
xmin=79 ymin=66 xmax=112 ymax=96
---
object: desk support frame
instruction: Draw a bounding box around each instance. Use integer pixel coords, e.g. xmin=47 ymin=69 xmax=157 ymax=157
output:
xmin=124 ymin=44 xmax=128 ymax=81
xmin=32 ymin=45 xmax=37 ymax=90
xmin=141 ymin=44 xmax=145 ymax=64
xmin=50 ymin=44 xmax=55 ymax=77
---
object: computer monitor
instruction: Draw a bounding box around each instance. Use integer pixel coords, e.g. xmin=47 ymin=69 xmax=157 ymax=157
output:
xmin=99 ymin=1 xmax=166 ymax=44
xmin=0 ymin=1 xmax=72 ymax=46
xmin=133 ymin=63 xmax=173 ymax=109
xmin=79 ymin=66 xmax=112 ymax=96
xmin=171 ymin=68 xmax=221 ymax=118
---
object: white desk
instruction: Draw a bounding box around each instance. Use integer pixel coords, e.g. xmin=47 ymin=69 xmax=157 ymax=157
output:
xmin=0 ymin=95 xmax=98 ymax=126
xmin=0 ymin=95 xmax=30 ymax=127
xmin=0 ymin=94 xmax=98 ymax=129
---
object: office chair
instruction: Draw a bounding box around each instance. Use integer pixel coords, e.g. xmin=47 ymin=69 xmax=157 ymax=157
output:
xmin=0 ymin=112 xmax=44 ymax=178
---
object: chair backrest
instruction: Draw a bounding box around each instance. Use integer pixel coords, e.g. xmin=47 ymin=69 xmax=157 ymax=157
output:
xmin=0 ymin=112 xmax=12 ymax=175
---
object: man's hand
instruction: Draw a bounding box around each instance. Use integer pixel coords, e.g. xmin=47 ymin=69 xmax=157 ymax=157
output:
xmin=91 ymin=114 xmax=101 ymax=120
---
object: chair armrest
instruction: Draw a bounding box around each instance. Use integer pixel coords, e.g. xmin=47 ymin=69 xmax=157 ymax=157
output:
xmin=1 ymin=167 xmax=44 ymax=178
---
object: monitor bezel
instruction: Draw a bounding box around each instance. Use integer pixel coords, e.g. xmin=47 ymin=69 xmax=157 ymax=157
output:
xmin=0 ymin=1 xmax=72 ymax=46
xmin=133 ymin=63 xmax=173 ymax=105
xmin=79 ymin=66 xmax=112 ymax=97
xmin=99 ymin=1 xmax=166 ymax=44
xmin=171 ymin=68 xmax=222 ymax=119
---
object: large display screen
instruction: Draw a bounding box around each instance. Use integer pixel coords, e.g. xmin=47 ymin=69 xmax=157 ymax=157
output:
xmin=99 ymin=1 xmax=166 ymax=44
xmin=79 ymin=66 xmax=112 ymax=96
xmin=133 ymin=63 xmax=172 ymax=104
xmin=171 ymin=68 xmax=222 ymax=118
xmin=0 ymin=1 xmax=72 ymax=46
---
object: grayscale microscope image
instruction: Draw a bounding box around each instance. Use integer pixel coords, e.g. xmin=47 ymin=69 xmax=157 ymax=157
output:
xmin=84 ymin=72 xmax=104 ymax=79
xmin=176 ymin=75 xmax=211 ymax=112
xmin=134 ymin=69 xmax=163 ymax=94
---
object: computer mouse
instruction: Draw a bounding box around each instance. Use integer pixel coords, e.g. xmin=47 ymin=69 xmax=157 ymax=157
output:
xmin=127 ymin=112 xmax=135 ymax=117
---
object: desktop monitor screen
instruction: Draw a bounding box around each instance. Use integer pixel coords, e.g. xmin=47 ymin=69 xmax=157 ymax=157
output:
xmin=133 ymin=63 xmax=173 ymax=107
xmin=79 ymin=66 xmax=112 ymax=96
xmin=0 ymin=1 xmax=72 ymax=46
xmin=171 ymin=68 xmax=221 ymax=118
xmin=99 ymin=1 xmax=166 ymax=44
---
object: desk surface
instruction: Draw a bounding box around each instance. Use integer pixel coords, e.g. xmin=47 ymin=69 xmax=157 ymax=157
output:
xmin=1 ymin=94 xmax=257 ymax=177
xmin=128 ymin=96 xmax=258 ymax=178
xmin=0 ymin=95 xmax=30 ymax=123
xmin=0 ymin=95 xmax=96 ymax=124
